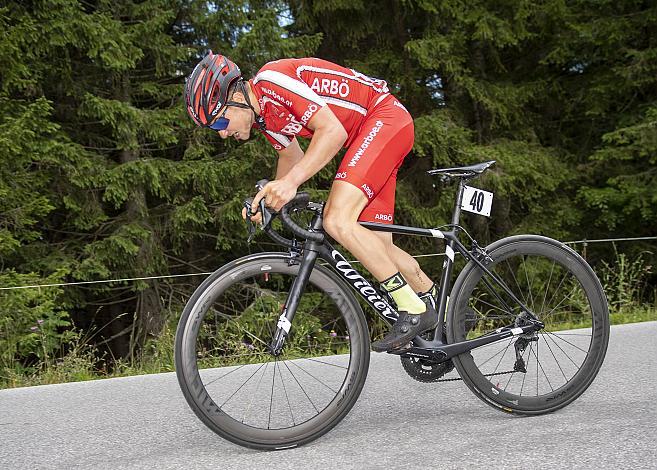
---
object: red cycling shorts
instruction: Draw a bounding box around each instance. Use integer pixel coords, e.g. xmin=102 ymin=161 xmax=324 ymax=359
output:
xmin=334 ymin=95 xmax=414 ymax=224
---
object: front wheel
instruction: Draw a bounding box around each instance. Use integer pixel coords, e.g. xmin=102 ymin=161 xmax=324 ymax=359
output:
xmin=174 ymin=253 xmax=370 ymax=450
xmin=447 ymin=235 xmax=609 ymax=415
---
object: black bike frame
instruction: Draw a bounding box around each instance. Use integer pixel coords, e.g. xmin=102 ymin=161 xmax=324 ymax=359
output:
xmin=269 ymin=180 xmax=543 ymax=361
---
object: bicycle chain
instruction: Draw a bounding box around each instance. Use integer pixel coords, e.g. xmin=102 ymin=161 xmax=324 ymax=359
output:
xmin=434 ymin=369 xmax=516 ymax=383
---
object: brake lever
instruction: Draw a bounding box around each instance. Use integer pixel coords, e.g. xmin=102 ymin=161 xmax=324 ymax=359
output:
xmin=243 ymin=180 xmax=275 ymax=243
xmin=255 ymin=179 xmax=273 ymax=227
xmin=243 ymin=198 xmax=257 ymax=243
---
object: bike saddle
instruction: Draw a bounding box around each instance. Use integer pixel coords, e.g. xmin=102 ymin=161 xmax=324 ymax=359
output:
xmin=427 ymin=160 xmax=496 ymax=179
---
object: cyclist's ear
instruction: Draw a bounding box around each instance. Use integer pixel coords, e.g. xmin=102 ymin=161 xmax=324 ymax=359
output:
xmin=230 ymin=90 xmax=246 ymax=104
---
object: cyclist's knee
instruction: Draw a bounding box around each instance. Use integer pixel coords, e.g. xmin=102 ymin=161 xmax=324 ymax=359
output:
xmin=323 ymin=210 xmax=356 ymax=243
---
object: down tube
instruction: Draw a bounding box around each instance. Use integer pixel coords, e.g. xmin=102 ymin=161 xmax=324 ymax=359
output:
xmin=317 ymin=243 xmax=398 ymax=324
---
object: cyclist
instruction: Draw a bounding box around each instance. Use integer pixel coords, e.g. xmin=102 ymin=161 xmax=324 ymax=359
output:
xmin=184 ymin=52 xmax=439 ymax=352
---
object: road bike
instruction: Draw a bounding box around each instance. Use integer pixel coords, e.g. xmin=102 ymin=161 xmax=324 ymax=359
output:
xmin=174 ymin=160 xmax=610 ymax=450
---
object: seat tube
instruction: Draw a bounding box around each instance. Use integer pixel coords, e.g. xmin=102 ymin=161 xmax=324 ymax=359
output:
xmin=435 ymin=180 xmax=466 ymax=342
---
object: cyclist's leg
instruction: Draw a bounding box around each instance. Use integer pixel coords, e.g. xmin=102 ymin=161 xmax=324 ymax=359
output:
xmin=372 ymin=231 xmax=434 ymax=294
xmin=323 ymin=181 xmax=399 ymax=281
xmin=363 ymin=169 xmax=434 ymax=294
xmin=324 ymin=97 xmax=415 ymax=283
xmin=324 ymin=98 xmax=438 ymax=350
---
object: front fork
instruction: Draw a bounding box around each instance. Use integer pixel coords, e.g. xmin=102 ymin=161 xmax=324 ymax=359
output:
xmin=269 ymin=243 xmax=319 ymax=355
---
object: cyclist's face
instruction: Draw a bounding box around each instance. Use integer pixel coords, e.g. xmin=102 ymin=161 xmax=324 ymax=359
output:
xmin=214 ymin=92 xmax=253 ymax=141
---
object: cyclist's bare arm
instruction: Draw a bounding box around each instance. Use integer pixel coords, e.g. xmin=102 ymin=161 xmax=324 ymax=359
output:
xmin=284 ymin=106 xmax=347 ymax=187
xmin=275 ymin=138 xmax=304 ymax=179
xmin=251 ymin=106 xmax=347 ymax=213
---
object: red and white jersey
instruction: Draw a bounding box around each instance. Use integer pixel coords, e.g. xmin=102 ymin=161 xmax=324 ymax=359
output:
xmin=249 ymin=58 xmax=391 ymax=150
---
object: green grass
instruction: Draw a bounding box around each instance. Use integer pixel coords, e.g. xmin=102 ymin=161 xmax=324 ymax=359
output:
xmin=2 ymin=305 xmax=656 ymax=390
xmin=0 ymin=304 xmax=657 ymax=389
xmin=610 ymin=305 xmax=657 ymax=325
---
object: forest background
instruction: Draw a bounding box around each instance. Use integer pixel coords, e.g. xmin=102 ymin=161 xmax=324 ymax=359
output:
xmin=1 ymin=0 xmax=655 ymax=388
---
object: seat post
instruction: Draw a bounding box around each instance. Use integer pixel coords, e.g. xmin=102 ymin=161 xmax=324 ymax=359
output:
xmin=451 ymin=179 xmax=466 ymax=226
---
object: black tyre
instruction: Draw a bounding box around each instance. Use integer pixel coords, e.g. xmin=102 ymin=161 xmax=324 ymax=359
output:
xmin=447 ymin=235 xmax=609 ymax=415
xmin=174 ymin=253 xmax=370 ymax=450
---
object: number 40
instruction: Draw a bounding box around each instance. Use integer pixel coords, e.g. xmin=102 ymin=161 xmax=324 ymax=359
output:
xmin=469 ymin=191 xmax=485 ymax=212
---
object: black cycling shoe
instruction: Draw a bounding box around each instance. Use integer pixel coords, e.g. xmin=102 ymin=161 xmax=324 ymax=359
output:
xmin=371 ymin=305 xmax=440 ymax=352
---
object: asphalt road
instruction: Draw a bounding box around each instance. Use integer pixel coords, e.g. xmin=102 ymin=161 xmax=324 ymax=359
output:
xmin=1 ymin=322 xmax=656 ymax=469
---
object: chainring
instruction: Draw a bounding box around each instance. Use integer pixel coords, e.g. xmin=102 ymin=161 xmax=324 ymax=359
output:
xmin=400 ymin=356 xmax=455 ymax=383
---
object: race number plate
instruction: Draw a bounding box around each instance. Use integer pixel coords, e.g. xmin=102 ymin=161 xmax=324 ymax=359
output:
xmin=461 ymin=186 xmax=493 ymax=217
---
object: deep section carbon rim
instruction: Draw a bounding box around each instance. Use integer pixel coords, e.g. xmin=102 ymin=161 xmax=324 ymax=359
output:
xmin=448 ymin=236 xmax=609 ymax=413
xmin=175 ymin=256 xmax=369 ymax=449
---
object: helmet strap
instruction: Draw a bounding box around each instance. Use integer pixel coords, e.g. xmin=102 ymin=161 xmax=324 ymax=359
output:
xmin=237 ymin=79 xmax=267 ymax=131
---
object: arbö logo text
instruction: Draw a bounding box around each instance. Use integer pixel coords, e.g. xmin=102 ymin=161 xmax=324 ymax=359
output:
xmin=310 ymin=78 xmax=350 ymax=97
xmin=348 ymin=121 xmax=384 ymax=167
xmin=300 ymin=103 xmax=318 ymax=125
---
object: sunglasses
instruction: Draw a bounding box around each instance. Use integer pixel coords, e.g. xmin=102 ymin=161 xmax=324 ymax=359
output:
xmin=207 ymin=101 xmax=252 ymax=131
xmin=208 ymin=105 xmax=230 ymax=131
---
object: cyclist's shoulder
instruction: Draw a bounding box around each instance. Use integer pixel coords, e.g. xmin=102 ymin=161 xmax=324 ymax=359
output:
xmin=255 ymin=58 xmax=301 ymax=77
xmin=255 ymin=57 xmax=341 ymax=80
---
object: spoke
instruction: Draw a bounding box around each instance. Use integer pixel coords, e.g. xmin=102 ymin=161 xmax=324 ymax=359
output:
xmin=520 ymin=343 xmax=533 ymax=397
xmin=540 ymin=334 xmax=568 ymax=383
xmin=472 ymin=297 xmax=516 ymax=318
xmin=245 ymin=329 xmax=270 ymax=347
xmin=545 ymin=331 xmax=589 ymax=355
xmin=319 ymin=317 xmax=341 ymax=331
xmin=542 ymin=286 xmax=586 ymax=323
xmin=199 ymin=351 xmax=268 ymax=361
xmin=479 ymin=273 xmax=517 ymax=316
xmin=277 ymin=360 xmax=296 ymax=426
xmin=201 ymin=342 xmax=352 ymax=368
xmin=283 ymin=360 xmax=319 ymax=413
xmin=289 ymin=360 xmax=338 ymax=394
xmin=532 ymin=342 xmax=538 ymax=395
xmin=474 ymin=338 xmax=514 ymax=369
xmin=268 ymin=358 xmax=276 ymax=429
xmin=540 ymin=260 xmax=557 ymax=314
xmin=492 ymin=339 xmax=515 ymax=375
xmin=252 ymin=279 xmax=276 ymax=343
xmin=543 ymin=332 xmax=581 ymax=368
xmin=471 ymin=336 xmax=515 ymax=351
xmin=303 ymin=357 xmax=349 ymax=369
xmin=505 ymin=258 xmax=528 ymax=306
xmin=202 ymin=364 xmax=247 ymax=388
xmin=522 ymin=256 xmax=536 ymax=313
xmin=546 ymin=332 xmax=591 ymax=337
xmin=220 ymin=361 xmax=268 ymax=409
xmin=241 ymin=358 xmax=270 ymax=423
xmin=541 ymin=270 xmax=570 ymax=318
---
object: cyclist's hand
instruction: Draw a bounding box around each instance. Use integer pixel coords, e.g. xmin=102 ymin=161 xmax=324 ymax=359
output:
xmin=242 ymin=207 xmax=263 ymax=225
xmin=252 ymin=178 xmax=298 ymax=213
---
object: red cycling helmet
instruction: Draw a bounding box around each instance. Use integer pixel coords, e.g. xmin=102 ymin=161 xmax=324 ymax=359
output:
xmin=184 ymin=51 xmax=242 ymax=127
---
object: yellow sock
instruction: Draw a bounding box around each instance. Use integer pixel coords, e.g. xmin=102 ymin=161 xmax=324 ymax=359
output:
xmin=381 ymin=273 xmax=427 ymax=314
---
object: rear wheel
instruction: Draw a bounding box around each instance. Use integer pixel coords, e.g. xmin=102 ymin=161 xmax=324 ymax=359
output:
xmin=447 ymin=235 xmax=609 ymax=414
xmin=175 ymin=253 xmax=370 ymax=450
